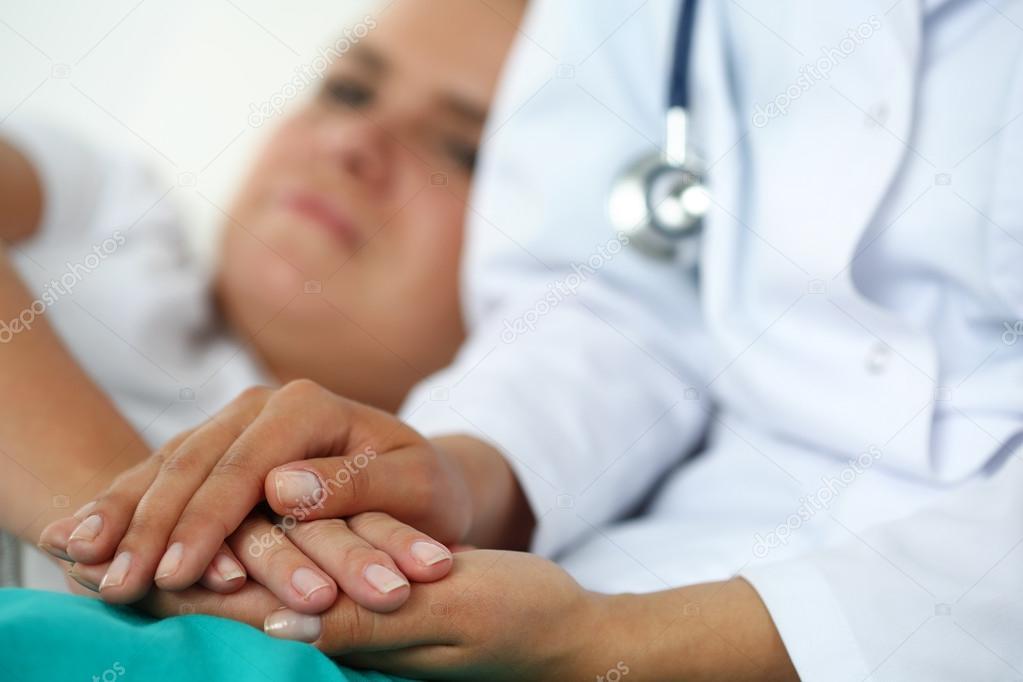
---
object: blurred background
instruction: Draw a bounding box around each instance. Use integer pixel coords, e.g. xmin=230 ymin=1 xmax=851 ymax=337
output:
xmin=0 ymin=0 xmax=378 ymax=259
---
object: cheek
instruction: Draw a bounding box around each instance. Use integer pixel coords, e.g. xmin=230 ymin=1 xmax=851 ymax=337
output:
xmin=394 ymin=191 xmax=466 ymax=278
xmin=235 ymin=117 xmax=314 ymax=202
xmin=219 ymin=225 xmax=304 ymax=303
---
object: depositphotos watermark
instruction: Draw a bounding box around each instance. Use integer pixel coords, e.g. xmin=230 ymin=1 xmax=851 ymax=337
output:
xmin=752 ymin=445 xmax=882 ymax=559
xmin=248 ymin=15 xmax=378 ymax=128
xmin=1003 ymin=321 xmax=1022 ymax=345
xmin=248 ymin=445 xmax=378 ymax=557
xmin=596 ymin=661 xmax=630 ymax=682
xmin=0 ymin=231 xmax=126 ymax=344
xmin=500 ymin=233 xmax=630 ymax=343
xmin=90 ymin=661 xmax=126 ymax=682
xmin=752 ymin=16 xmax=882 ymax=128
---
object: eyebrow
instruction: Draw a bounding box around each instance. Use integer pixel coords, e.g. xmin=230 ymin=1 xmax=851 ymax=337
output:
xmin=349 ymin=43 xmax=487 ymax=126
xmin=349 ymin=44 xmax=388 ymax=74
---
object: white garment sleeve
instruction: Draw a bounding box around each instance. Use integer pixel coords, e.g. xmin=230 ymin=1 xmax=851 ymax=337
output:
xmin=1 ymin=119 xmax=268 ymax=441
xmin=400 ymin=0 xmax=712 ymax=558
xmin=742 ymin=446 xmax=1023 ymax=681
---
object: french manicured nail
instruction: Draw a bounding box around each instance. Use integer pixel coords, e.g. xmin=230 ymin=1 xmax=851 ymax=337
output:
xmin=156 ymin=542 xmax=184 ymax=580
xmin=364 ymin=564 xmax=408 ymax=594
xmin=410 ymin=541 xmax=452 ymax=567
xmin=213 ymin=553 xmax=246 ymax=582
xmin=38 ymin=541 xmax=72 ymax=562
xmin=273 ymin=470 xmax=322 ymax=506
xmin=73 ymin=501 xmax=97 ymax=520
xmin=69 ymin=514 xmax=103 ymax=543
xmin=67 ymin=566 xmax=99 ymax=592
xmin=264 ymin=608 xmax=321 ymax=642
xmin=100 ymin=552 xmax=132 ymax=590
xmin=292 ymin=567 xmax=331 ymax=600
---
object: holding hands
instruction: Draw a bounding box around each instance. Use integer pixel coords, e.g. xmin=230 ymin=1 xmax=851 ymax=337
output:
xmin=37 ymin=380 xmax=610 ymax=680
xmin=40 ymin=380 xmax=478 ymax=614
xmin=37 ymin=380 xmax=795 ymax=681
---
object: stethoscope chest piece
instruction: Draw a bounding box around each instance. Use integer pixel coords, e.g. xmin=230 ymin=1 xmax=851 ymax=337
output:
xmin=608 ymin=144 xmax=708 ymax=259
xmin=609 ymin=106 xmax=710 ymax=260
xmin=608 ymin=0 xmax=708 ymax=261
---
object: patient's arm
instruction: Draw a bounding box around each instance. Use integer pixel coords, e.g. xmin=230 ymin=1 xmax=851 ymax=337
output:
xmin=0 ymin=140 xmax=141 ymax=540
xmin=0 ymin=245 xmax=149 ymax=542
xmin=0 ymin=139 xmax=42 ymax=242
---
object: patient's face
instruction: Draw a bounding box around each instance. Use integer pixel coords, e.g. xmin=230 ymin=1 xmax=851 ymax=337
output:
xmin=218 ymin=0 xmax=523 ymax=410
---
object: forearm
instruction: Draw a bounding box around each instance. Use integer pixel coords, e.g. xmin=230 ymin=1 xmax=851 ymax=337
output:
xmin=0 ymin=138 xmax=42 ymax=242
xmin=593 ymin=579 xmax=798 ymax=682
xmin=0 ymin=248 xmax=147 ymax=542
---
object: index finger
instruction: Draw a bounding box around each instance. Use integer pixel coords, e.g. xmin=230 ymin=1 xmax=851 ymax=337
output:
xmin=154 ymin=380 xmax=416 ymax=591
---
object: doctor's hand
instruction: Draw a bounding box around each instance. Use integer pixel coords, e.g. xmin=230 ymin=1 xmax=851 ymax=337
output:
xmin=264 ymin=549 xmax=602 ymax=681
xmin=264 ymin=551 xmax=797 ymax=682
xmin=38 ymin=380 xmax=524 ymax=605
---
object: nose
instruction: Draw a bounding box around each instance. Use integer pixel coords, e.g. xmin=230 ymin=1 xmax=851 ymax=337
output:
xmin=316 ymin=116 xmax=390 ymax=191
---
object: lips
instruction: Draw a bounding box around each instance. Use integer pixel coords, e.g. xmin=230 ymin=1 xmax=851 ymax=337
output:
xmin=279 ymin=190 xmax=360 ymax=248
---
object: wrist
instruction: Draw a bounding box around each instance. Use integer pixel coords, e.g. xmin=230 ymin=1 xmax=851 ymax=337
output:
xmin=430 ymin=435 xmax=534 ymax=550
xmin=591 ymin=580 xmax=798 ymax=682
xmin=562 ymin=590 xmax=636 ymax=682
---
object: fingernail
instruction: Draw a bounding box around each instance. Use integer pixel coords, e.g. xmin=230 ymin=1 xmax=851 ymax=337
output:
xmin=156 ymin=542 xmax=184 ymax=580
xmin=410 ymin=541 xmax=452 ymax=567
xmin=273 ymin=470 xmax=322 ymax=506
xmin=264 ymin=608 xmax=321 ymax=642
xmin=67 ymin=566 xmax=99 ymax=592
xmin=364 ymin=564 xmax=408 ymax=594
xmin=100 ymin=551 xmax=132 ymax=590
xmin=69 ymin=514 xmax=103 ymax=543
xmin=38 ymin=542 xmax=72 ymax=562
xmin=73 ymin=501 xmax=97 ymax=520
xmin=213 ymin=553 xmax=246 ymax=582
xmin=292 ymin=567 xmax=331 ymax=600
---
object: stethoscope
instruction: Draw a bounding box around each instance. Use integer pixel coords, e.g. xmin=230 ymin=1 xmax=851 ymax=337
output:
xmin=608 ymin=0 xmax=709 ymax=260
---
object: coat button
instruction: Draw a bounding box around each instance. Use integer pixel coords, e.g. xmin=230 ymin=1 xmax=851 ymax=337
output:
xmin=866 ymin=341 xmax=891 ymax=374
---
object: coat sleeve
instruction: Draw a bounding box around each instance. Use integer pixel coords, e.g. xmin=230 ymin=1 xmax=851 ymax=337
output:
xmin=742 ymin=446 xmax=1023 ymax=681
xmin=400 ymin=0 xmax=713 ymax=558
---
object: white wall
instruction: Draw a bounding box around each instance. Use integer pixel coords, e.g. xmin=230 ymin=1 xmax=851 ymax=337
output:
xmin=0 ymin=0 xmax=378 ymax=257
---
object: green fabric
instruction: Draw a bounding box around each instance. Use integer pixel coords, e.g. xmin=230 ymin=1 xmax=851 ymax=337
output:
xmin=0 ymin=588 xmax=413 ymax=682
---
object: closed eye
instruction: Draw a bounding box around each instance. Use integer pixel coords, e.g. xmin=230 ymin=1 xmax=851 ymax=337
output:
xmin=322 ymin=77 xmax=374 ymax=108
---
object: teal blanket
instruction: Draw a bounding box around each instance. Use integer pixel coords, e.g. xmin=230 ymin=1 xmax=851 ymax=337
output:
xmin=0 ymin=589 xmax=411 ymax=682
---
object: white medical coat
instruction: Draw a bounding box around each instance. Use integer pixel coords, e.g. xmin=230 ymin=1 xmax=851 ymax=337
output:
xmin=401 ymin=1 xmax=1023 ymax=678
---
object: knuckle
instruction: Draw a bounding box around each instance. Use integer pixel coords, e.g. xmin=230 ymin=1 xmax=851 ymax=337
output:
xmin=383 ymin=522 xmax=414 ymax=550
xmin=158 ymin=447 xmax=202 ymax=477
xmin=317 ymin=457 xmax=369 ymax=511
xmin=278 ymin=378 xmax=323 ymax=401
xmin=94 ymin=487 xmax=135 ymax=517
xmin=210 ymin=449 xmax=261 ymax=488
xmin=236 ymin=385 xmax=272 ymax=404
xmin=344 ymin=545 xmax=385 ymax=570
xmin=147 ymin=451 xmax=167 ymax=469
xmin=290 ymin=518 xmax=348 ymax=546
xmin=348 ymin=511 xmax=390 ymax=534
xmin=344 ymin=458 xmax=371 ymax=505
xmin=350 ymin=512 xmax=410 ymax=547
xmin=329 ymin=603 xmax=376 ymax=650
xmin=239 ymin=521 xmax=290 ymax=565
